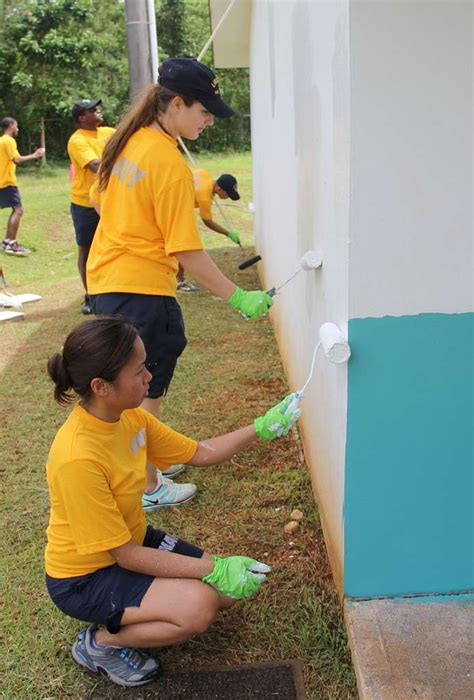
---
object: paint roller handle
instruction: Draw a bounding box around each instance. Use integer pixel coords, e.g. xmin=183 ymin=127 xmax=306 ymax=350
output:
xmin=254 ymin=393 xmax=301 ymax=440
xmin=283 ymin=392 xmax=302 ymax=416
xmin=227 ymin=287 xmax=274 ymax=320
xmin=227 ymin=229 xmax=241 ymax=245
xmin=238 ymin=255 xmax=261 ymax=270
xmin=202 ymin=555 xmax=271 ymax=599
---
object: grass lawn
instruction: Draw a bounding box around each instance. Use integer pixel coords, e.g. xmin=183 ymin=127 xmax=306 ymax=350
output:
xmin=1 ymin=153 xmax=356 ymax=699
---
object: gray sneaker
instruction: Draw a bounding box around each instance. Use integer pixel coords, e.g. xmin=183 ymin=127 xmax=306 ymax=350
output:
xmin=71 ymin=624 xmax=161 ymax=687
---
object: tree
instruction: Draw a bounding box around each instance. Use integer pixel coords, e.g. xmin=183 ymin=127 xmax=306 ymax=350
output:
xmin=156 ymin=0 xmax=186 ymax=58
xmin=0 ymin=0 xmax=250 ymax=159
xmin=0 ymin=0 xmax=128 ymax=160
xmin=3 ymin=0 xmax=97 ymax=160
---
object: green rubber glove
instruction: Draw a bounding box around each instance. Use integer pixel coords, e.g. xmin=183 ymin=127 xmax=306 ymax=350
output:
xmin=227 ymin=287 xmax=274 ymax=320
xmin=227 ymin=229 xmax=241 ymax=245
xmin=202 ymin=555 xmax=271 ymax=599
xmin=254 ymin=393 xmax=301 ymax=440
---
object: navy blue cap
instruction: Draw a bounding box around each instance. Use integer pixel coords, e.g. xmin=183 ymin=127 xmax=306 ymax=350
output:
xmin=71 ymin=99 xmax=101 ymax=121
xmin=158 ymin=58 xmax=234 ymax=119
xmin=216 ymin=174 xmax=240 ymax=200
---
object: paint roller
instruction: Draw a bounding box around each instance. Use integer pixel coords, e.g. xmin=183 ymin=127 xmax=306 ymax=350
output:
xmin=238 ymin=254 xmax=262 ymax=270
xmin=267 ymin=250 xmax=322 ymax=297
xmin=237 ymin=249 xmax=321 ymax=318
xmin=284 ymin=323 xmax=351 ymax=415
xmin=318 ymin=322 xmax=351 ymax=364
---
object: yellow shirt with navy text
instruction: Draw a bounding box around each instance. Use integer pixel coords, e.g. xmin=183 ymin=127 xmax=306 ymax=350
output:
xmin=87 ymin=127 xmax=203 ymax=297
xmin=67 ymin=126 xmax=115 ymax=207
xmin=192 ymin=168 xmax=214 ymax=220
xmin=0 ymin=135 xmax=20 ymax=188
xmin=45 ymin=404 xmax=197 ymax=578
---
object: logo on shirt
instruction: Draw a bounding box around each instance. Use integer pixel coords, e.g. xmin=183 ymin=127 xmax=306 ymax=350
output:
xmin=112 ymin=156 xmax=146 ymax=188
xmin=130 ymin=428 xmax=146 ymax=454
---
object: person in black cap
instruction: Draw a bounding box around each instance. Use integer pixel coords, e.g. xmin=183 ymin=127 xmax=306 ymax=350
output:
xmin=86 ymin=58 xmax=274 ymax=511
xmin=67 ymin=99 xmax=115 ymax=314
xmin=177 ymin=169 xmax=241 ymax=291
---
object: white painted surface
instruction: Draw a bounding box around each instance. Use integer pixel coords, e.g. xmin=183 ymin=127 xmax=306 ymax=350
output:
xmin=349 ymin=1 xmax=473 ymax=318
xmin=250 ymin=0 xmax=351 ymax=586
xmin=249 ymin=0 xmax=472 ymax=591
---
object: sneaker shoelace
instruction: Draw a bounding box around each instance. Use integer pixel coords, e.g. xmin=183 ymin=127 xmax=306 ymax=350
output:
xmin=116 ymin=646 xmax=148 ymax=670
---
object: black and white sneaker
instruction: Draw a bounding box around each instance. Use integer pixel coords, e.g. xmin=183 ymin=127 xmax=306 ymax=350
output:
xmin=71 ymin=624 xmax=161 ymax=687
xmin=1 ymin=239 xmax=31 ymax=256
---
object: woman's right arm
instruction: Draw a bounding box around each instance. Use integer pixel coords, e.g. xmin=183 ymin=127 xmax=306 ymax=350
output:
xmin=109 ymin=540 xmax=214 ymax=578
xmin=109 ymin=540 xmax=271 ymax=600
xmin=175 ymin=249 xmax=236 ymax=300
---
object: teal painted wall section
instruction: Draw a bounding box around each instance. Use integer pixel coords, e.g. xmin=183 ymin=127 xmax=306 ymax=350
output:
xmin=344 ymin=313 xmax=474 ymax=598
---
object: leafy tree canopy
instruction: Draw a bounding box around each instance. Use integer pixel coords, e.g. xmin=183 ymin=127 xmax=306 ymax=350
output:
xmin=0 ymin=0 xmax=249 ymax=158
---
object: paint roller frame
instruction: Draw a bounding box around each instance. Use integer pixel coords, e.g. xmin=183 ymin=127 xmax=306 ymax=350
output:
xmin=267 ymin=249 xmax=322 ymax=297
xmin=284 ymin=322 xmax=351 ymax=415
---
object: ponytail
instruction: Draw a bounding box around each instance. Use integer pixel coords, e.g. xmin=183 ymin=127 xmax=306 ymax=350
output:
xmin=47 ymin=352 xmax=74 ymax=406
xmin=99 ymin=73 xmax=195 ymax=191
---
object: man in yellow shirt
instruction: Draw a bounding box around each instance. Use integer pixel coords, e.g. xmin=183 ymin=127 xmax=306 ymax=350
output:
xmin=0 ymin=116 xmax=44 ymax=256
xmin=67 ymin=99 xmax=115 ymax=314
xmin=177 ymin=168 xmax=241 ymax=291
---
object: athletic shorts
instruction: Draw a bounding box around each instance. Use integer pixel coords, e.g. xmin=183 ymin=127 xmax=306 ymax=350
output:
xmin=70 ymin=202 xmax=100 ymax=246
xmin=0 ymin=186 xmax=21 ymax=209
xmin=90 ymin=292 xmax=187 ymax=399
xmin=45 ymin=525 xmax=204 ymax=634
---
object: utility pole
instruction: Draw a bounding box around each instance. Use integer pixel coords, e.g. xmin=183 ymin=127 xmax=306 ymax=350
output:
xmin=124 ymin=0 xmax=159 ymax=102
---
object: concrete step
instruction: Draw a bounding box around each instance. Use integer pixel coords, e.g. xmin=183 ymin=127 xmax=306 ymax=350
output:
xmin=345 ymin=594 xmax=474 ymax=699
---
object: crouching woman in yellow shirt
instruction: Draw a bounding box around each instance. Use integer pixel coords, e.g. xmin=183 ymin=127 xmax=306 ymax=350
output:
xmin=45 ymin=317 xmax=300 ymax=688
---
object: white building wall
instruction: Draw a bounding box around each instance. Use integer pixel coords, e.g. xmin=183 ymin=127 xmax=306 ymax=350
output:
xmin=349 ymin=1 xmax=473 ymax=318
xmin=250 ymin=0 xmax=351 ymax=587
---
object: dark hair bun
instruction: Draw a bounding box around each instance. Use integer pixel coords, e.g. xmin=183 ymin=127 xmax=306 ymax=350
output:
xmin=47 ymin=352 xmax=74 ymax=405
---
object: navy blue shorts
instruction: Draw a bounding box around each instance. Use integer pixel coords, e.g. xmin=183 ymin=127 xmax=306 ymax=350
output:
xmin=70 ymin=202 xmax=100 ymax=246
xmin=0 ymin=186 xmax=22 ymax=209
xmin=46 ymin=525 xmax=204 ymax=634
xmin=90 ymin=293 xmax=187 ymax=399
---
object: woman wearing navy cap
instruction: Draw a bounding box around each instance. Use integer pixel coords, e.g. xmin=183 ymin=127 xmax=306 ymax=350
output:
xmin=86 ymin=59 xmax=274 ymax=511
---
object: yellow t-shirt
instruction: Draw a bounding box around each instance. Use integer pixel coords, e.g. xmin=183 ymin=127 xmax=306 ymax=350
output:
xmin=0 ymin=135 xmax=20 ymax=188
xmin=67 ymin=126 xmax=115 ymax=207
xmin=45 ymin=404 xmax=197 ymax=578
xmin=193 ymin=168 xmax=214 ymax=220
xmin=87 ymin=127 xmax=203 ymax=297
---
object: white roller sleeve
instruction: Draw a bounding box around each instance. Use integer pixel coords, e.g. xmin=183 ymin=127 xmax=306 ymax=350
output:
xmin=300 ymin=250 xmax=323 ymax=271
xmin=319 ymin=323 xmax=351 ymax=364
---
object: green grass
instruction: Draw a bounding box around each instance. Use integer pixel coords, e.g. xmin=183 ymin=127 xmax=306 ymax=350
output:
xmin=1 ymin=153 xmax=356 ymax=699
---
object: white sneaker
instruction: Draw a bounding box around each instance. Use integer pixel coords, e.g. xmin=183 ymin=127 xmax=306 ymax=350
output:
xmin=142 ymin=474 xmax=197 ymax=512
xmin=177 ymin=280 xmax=200 ymax=292
xmin=160 ymin=464 xmax=186 ymax=479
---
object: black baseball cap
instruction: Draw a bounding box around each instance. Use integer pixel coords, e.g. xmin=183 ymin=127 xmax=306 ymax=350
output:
xmin=216 ymin=174 xmax=240 ymax=200
xmin=71 ymin=99 xmax=101 ymax=121
xmin=158 ymin=58 xmax=234 ymax=119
